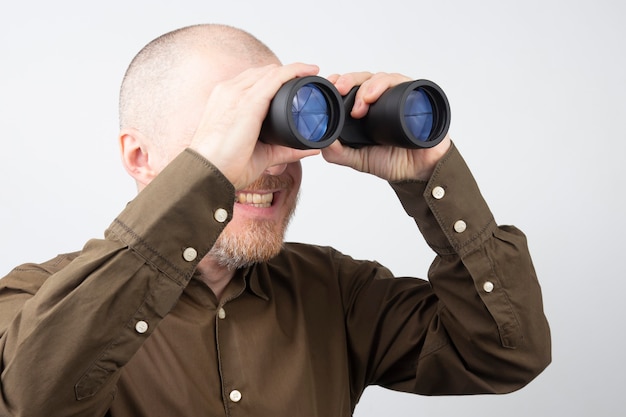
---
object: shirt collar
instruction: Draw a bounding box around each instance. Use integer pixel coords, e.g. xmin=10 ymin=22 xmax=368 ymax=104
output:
xmin=240 ymin=264 xmax=270 ymax=301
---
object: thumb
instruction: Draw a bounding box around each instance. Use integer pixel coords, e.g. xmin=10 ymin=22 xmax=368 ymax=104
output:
xmin=321 ymin=141 xmax=361 ymax=169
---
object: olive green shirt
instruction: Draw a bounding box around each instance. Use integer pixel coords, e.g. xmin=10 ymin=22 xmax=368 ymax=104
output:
xmin=0 ymin=144 xmax=551 ymax=417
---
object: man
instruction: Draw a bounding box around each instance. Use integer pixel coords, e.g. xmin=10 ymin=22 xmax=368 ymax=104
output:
xmin=0 ymin=24 xmax=551 ymax=416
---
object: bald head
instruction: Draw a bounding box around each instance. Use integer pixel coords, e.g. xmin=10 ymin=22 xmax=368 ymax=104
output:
xmin=119 ymin=24 xmax=278 ymax=152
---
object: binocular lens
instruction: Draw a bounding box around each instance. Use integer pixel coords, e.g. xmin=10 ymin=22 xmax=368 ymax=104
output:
xmin=404 ymin=88 xmax=434 ymax=142
xmin=292 ymin=84 xmax=329 ymax=142
xmin=261 ymin=76 xmax=345 ymax=149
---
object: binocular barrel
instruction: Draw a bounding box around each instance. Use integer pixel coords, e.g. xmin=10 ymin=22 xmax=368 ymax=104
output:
xmin=260 ymin=76 xmax=450 ymax=150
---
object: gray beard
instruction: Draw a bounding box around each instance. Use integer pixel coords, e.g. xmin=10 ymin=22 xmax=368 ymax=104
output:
xmin=207 ymin=200 xmax=297 ymax=271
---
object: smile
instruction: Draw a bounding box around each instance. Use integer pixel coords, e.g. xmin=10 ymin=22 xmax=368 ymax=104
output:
xmin=236 ymin=192 xmax=274 ymax=208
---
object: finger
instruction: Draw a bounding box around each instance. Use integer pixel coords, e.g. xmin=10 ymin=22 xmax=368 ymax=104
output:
xmin=350 ymin=72 xmax=411 ymax=118
xmin=265 ymin=146 xmax=320 ymax=167
xmin=359 ymin=72 xmax=411 ymax=101
xmin=326 ymin=73 xmax=340 ymax=84
xmin=232 ymin=62 xmax=320 ymax=111
xmin=232 ymin=144 xmax=318 ymax=190
xmin=330 ymin=71 xmax=374 ymax=95
xmin=320 ymin=141 xmax=343 ymax=164
xmin=320 ymin=141 xmax=357 ymax=168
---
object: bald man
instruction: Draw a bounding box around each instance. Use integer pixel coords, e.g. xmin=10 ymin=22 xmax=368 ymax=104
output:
xmin=0 ymin=24 xmax=551 ymax=417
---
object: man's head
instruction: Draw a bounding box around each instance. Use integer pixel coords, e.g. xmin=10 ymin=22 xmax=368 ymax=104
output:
xmin=118 ymin=24 xmax=302 ymax=269
xmin=119 ymin=23 xmax=279 ymax=180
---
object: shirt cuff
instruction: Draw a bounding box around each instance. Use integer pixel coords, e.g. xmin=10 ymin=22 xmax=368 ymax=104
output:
xmin=107 ymin=149 xmax=236 ymax=285
xmin=389 ymin=142 xmax=496 ymax=257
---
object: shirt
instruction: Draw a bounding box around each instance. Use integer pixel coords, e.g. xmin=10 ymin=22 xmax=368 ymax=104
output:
xmin=0 ymin=143 xmax=551 ymax=417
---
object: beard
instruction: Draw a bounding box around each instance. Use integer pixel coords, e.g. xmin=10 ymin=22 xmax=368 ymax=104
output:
xmin=207 ymin=180 xmax=299 ymax=270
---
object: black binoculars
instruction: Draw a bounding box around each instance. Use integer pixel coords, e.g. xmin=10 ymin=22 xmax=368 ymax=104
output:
xmin=260 ymin=76 xmax=450 ymax=150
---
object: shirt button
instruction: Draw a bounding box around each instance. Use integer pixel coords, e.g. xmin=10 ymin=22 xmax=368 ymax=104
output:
xmin=218 ymin=307 xmax=226 ymax=319
xmin=214 ymin=208 xmax=229 ymax=223
xmin=432 ymin=186 xmax=445 ymax=200
xmin=483 ymin=281 xmax=495 ymax=293
xmin=229 ymin=390 xmax=242 ymax=403
xmin=454 ymin=220 xmax=467 ymax=233
xmin=182 ymin=247 xmax=198 ymax=262
xmin=135 ymin=320 xmax=149 ymax=334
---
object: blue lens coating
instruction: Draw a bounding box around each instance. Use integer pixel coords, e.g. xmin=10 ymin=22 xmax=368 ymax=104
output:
xmin=404 ymin=88 xmax=433 ymax=142
xmin=292 ymin=84 xmax=329 ymax=142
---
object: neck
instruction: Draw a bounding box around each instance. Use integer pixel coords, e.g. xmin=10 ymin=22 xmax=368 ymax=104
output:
xmin=195 ymin=255 xmax=236 ymax=301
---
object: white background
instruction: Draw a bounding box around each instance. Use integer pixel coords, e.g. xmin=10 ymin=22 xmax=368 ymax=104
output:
xmin=1 ymin=0 xmax=624 ymax=416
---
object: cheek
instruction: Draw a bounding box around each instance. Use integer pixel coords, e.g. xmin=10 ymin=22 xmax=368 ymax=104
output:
xmin=285 ymin=163 xmax=303 ymax=193
xmin=284 ymin=187 xmax=300 ymax=211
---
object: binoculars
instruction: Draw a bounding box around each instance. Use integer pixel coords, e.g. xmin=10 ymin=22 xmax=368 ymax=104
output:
xmin=261 ymin=76 xmax=450 ymax=150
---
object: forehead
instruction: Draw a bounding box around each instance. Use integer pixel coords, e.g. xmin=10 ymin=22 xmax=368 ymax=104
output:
xmin=192 ymin=46 xmax=280 ymax=81
xmin=174 ymin=51 xmax=279 ymax=109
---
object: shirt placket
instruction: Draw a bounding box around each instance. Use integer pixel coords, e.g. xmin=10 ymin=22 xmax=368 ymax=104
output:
xmin=215 ymin=280 xmax=248 ymax=416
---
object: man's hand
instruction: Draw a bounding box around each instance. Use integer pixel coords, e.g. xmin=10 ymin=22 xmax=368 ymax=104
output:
xmin=322 ymin=72 xmax=451 ymax=182
xmin=189 ymin=63 xmax=321 ymax=190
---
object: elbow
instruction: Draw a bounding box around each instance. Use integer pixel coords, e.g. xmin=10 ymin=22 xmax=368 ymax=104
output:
xmin=522 ymin=328 xmax=552 ymax=388
xmin=496 ymin=325 xmax=552 ymax=394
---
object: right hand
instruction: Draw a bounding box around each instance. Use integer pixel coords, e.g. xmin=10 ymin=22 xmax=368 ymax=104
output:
xmin=189 ymin=63 xmax=321 ymax=190
xmin=322 ymin=71 xmax=451 ymax=182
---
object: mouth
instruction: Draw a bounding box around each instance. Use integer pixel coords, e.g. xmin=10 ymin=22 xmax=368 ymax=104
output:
xmin=235 ymin=173 xmax=294 ymax=211
xmin=236 ymin=191 xmax=275 ymax=208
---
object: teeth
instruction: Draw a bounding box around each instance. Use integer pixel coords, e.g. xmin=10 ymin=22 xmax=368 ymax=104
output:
xmin=237 ymin=192 xmax=274 ymax=208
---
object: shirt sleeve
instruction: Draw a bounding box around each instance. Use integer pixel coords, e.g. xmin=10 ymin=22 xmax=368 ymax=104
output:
xmin=343 ymin=142 xmax=551 ymax=398
xmin=0 ymin=149 xmax=235 ymax=416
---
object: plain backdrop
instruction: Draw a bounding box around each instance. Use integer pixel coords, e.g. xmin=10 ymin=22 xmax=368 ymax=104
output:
xmin=1 ymin=0 xmax=624 ymax=416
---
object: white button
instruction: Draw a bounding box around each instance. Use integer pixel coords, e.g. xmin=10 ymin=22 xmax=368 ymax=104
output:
xmin=214 ymin=208 xmax=229 ymax=223
xmin=454 ymin=220 xmax=467 ymax=233
xmin=483 ymin=281 xmax=495 ymax=293
xmin=218 ymin=307 xmax=226 ymax=319
xmin=229 ymin=390 xmax=242 ymax=403
xmin=182 ymin=247 xmax=198 ymax=262
xmin=432 ymin=186 xmax=445 ymax=200
xmin=135 ymin=320 xmax=148 ymax=334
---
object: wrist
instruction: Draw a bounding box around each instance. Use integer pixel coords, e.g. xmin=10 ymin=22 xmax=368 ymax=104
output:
xmin=410 ymin=135 xmax=453 ymax=181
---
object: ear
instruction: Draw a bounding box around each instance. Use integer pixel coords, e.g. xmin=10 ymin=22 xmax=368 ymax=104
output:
xmin=119 ymin=128 xmax=159 ymax=190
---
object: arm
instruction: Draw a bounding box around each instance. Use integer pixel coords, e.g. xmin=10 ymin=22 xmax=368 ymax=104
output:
xmin=339 ymin=143 xmax=550 ymax=397
xmin=324 ymin=72 xmax=550 ymax=396
xmin=0 ymin=62 xmax=322 ymax=416
xmin=0 ymin=150 xmax=234 ymax=416
xmin=391 ymin=142 xmax=550 ymax=393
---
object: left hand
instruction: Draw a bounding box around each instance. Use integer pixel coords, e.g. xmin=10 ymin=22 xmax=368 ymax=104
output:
xmin=322 ymin=72 xmax=451 ymax=182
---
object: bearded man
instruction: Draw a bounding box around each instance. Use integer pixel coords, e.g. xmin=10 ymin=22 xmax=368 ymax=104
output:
xmin=0 ymin=24 xmax=551 ymax=417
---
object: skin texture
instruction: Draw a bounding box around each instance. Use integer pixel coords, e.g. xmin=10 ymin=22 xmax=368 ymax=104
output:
xmin=117 ymin=24 xmax=451 ymax=299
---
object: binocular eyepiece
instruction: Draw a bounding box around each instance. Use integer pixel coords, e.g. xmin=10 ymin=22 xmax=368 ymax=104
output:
xmin=260 ymin=76 xmax=450 ymax=150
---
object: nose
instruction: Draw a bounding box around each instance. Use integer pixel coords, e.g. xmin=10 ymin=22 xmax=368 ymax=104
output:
xmin=264 ymin=163 xmax=288 ymax=176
